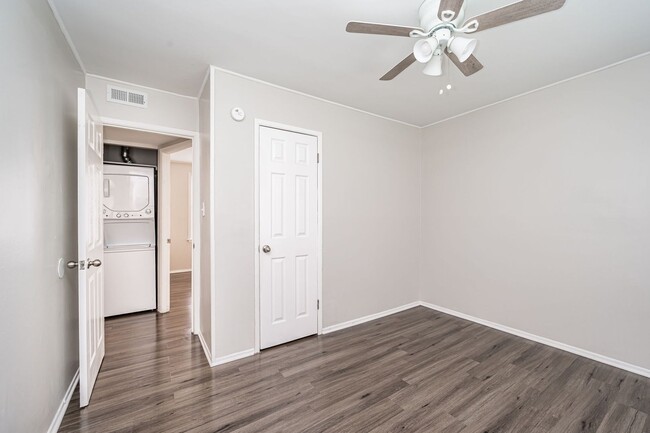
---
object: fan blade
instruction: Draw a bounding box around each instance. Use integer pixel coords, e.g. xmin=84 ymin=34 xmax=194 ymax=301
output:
xmin=462 ymin=0 xmax=566 ymax=33
xmin=438 ymin=0 xmax=465 ymax=21
xmin=446 ymin=51 xmax=483 ymax=77
xmin=380 ymin=53 xmax=417 ymax=81
xmin=346 ymin=21 xmax=423 ymax=37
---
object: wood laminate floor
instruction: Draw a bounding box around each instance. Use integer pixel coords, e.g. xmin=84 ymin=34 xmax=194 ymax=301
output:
xmin=60 ymin=273 xmax=650 ymax=432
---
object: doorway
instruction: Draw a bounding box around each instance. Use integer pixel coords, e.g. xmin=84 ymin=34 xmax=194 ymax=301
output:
xmin=102 ymin=125 xmax=199 ymax=332
xmin=74 ymin=88 xmax=202 ymax=407
xmin=254 ymin=121 xmax=323 ymax=351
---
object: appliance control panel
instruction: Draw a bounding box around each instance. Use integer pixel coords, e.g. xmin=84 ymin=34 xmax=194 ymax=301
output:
xmin=103 ymin=207 xmax=154 ymax=220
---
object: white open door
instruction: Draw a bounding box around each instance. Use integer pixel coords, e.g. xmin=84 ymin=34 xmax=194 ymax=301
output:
xmin=75 ymin=88 xmax=105 ymax=407
xmin=260 ymin=126 xmax=319 ymax=349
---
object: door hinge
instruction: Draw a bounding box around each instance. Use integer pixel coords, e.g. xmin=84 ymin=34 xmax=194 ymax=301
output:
xmin=317 ymin=299 xmax=320 ymax=310
xmin=317 ymin=153 xmax=320 ymax=163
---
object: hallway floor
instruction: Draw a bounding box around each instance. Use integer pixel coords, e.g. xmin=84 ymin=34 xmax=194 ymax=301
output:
xmin=60 ymin=272 xmax=650 ymax=432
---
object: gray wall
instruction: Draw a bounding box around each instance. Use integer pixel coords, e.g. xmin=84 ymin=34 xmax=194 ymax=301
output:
xmin=86 ymin=75 xmax=199 ymax=132
xmin=170 ymin=162 xmax=192 ymax=272
xmin=198 ymin=75 xmax=212 ymax=355
xmin=211 ymin=68 xmax=422 ymax=357
xmin=420 ymin=54 xmax=650 ymax=370
xmin=0 ymin=0 xmax=84 ymax=431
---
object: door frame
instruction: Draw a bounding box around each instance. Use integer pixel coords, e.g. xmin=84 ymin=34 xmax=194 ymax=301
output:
xmin=254 ymin=119 xmax=323 ymax=353
xmin=99 ymin=117 xmax=201 ymax=334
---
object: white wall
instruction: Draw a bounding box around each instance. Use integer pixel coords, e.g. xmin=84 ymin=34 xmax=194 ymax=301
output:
xmin=420 ymin=54 xmax=650 ymax=371
xmin=170 ymin=162 xmax=192 ymax=272
xmin=0 ymin=1 xmax=84 ymax=431
xmin=198 ymin=74 xmax=213 ymax=356
xmin=210 ymin=67 xmax=422 ymax=358
xmin=86 ymin=75 xmax=199 ymax=132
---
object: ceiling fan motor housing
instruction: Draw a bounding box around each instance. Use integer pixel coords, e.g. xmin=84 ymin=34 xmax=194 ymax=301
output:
xmin=434 ymin=28 xmax=452 ymax=48
xmin=419 ymin=0 xmax=465 ymax=30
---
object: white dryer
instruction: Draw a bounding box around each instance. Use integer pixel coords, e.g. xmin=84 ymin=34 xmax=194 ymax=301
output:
xmin=103 ymin=164 xmax=157 ymax=317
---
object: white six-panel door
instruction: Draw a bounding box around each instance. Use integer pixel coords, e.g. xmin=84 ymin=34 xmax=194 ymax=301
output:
xmin=260 ymin=126 xmax=319 ymax=349
xmin=77 ymin=89 xmax=105 ymax=407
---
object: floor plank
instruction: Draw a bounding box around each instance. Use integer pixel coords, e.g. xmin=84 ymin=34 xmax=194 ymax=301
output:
xmin=60 ymin=273 xmax=650 ymax=432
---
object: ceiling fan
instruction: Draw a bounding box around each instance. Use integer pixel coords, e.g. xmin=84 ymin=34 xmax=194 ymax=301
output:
xmin=346 ymin=0 xmax=566 ymax=80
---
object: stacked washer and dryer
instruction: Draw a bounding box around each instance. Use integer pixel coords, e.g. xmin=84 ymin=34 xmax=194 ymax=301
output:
xmin=103 ymin=164 xmax=157 ymax=317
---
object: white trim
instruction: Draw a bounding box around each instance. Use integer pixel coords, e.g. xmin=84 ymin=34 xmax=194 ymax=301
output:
xmin=322 ymin=302 xmax=421 ymax=335
xmin=213 ymin=349 xmax=256 ymax=367
xmin=419 ymin=302 xmax=650 ymax=379
xmin=209 ymin=69 xmax=218 ymax=357
xmin=211 ymin=66 xmax=419 ymax=129
xmin=47 ymin=369 xmax=79 ymax=433
xmin=197 ymin=330 xmax=213 ymax=366
xmin=254 ymin=119 xmax=323 ymax=353
xmin=187 ymin=169 xmax=193 ymax=241
xmin=254 ymin=121 xmax=260 ymax=353
xmin=423 ymin=51 xmax=650 ymax=128
xmin=47 ymin=1 xmax=86 ymax=73
xmin=197 ymin=67 xmax=211 ymax=99
xmin=191 ymin=130 xmax=201 ymax=336
xmin=171 ymin=268 xmax=192 ymax=274
xmin=87 ymin=74 xmax=198 ymax=100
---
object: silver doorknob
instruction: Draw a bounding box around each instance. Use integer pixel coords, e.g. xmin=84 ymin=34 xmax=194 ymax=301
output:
xmin=262 ymin=245 xmax=271 ymax=253
xmin=66 ymin=261 xmax=79 ymax=269
xmin=87 ymin=259 xmax=102 ymax=268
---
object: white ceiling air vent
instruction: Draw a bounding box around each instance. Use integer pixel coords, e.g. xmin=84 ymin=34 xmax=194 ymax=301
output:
xmin=106 ymin=85 xmax=148 ymax=108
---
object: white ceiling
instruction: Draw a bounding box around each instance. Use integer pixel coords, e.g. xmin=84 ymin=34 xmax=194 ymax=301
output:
xmin=52 ymin=0 xmax=650 ymax=126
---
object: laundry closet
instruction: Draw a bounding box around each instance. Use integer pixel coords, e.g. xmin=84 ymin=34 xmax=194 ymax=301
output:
xmin=102 ymin=145 xmax=158 ymax=316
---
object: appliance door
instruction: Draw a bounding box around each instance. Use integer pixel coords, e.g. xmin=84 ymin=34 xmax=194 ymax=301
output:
xmin=103 ymin=165 xmax=155 ymax=219
xmin=104 ymin=246 xmax=156 ymax=317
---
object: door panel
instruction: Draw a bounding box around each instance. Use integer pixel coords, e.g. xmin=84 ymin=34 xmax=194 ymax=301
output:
xmin=77 ymin=88 xmax=105 ymax=407
xmin=260 ymin=127 xmax=318 ymax=349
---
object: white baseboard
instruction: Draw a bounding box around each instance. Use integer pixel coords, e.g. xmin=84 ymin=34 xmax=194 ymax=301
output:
xmin=170 ymin=269 xmax=191 ymax=274
xmin=197 ymin=330 xmax=213 ymax=367
xmin=321 ymin=301 xmax=421 ymax=335
xmin=200 ymin=299 xmax=649 ymax=378
xmin=419 ymin=301 xmax=650 ymax=379
xmin=197 ymin=330 xmax=255 ymax=367
xmin=212 ymin=349 xmax=256 ymax=367
xmin=47 ymin=369 xmax=79 ymax=433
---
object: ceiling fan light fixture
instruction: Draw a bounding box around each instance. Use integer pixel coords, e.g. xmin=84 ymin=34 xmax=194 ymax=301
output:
xmin=448 ymin=36 xmax=477 ymax=63
xmin=422 ymin=53 xmax=442 ymax=76
xmin=413 ymin=37 xmax=439 ymax=63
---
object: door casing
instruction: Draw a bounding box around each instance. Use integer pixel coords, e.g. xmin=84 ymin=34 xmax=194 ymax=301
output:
xmin=254 ymin=119 xmax=323 ymax=353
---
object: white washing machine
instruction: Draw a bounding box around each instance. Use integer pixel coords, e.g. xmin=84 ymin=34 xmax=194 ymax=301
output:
xmin=103 ymin=164 xmax=156 ymax=317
